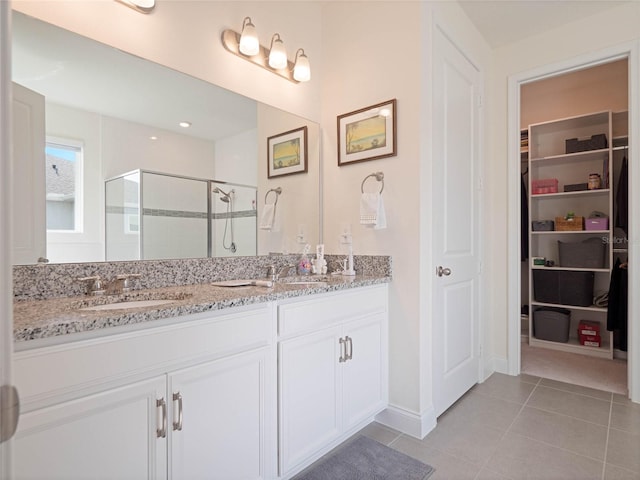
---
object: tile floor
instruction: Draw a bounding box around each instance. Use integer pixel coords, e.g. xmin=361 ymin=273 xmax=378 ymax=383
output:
xmin=344 ymin=373 xmax=640 ymax=479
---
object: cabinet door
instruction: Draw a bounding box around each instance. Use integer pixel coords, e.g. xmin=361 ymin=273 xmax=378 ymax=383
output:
xmin=342 ymin=313 xmax=386 ymax=431
xmin=168 ymin=348 xmax=270 ymax=480
xmin=279 ymin=326 xmax=342 ymax=475
xmin=13 ymin=376 xmax=167 ymax=480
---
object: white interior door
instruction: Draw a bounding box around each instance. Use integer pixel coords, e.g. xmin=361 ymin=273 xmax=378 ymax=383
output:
xmin=432 ymin=27 xmax=482 ymax=417
xmin=11 ymin=82 xmax=45 ymax=265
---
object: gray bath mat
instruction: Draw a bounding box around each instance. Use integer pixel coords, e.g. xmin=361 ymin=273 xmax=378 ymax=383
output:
xmin=294 ymin=435 xmax=435 ymax=480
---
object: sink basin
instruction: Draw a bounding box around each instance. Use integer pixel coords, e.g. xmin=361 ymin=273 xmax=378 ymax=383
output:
xmin=80 ymin=299 xmax=177 ymax=311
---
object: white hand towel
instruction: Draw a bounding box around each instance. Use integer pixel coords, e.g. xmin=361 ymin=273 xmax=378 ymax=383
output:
xmin=360 ymin=193 xmax=387 ymax=229
xmin=260 ymin=204 xmax=276 ymax=230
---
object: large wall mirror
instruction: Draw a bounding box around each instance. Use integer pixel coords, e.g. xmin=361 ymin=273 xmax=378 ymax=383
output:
xmin=11 ymin=11 xmax=320 ymax=265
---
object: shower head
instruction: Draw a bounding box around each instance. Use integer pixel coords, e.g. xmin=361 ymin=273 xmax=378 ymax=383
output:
xmin=212 ymin=186 xmax=234 ymax=202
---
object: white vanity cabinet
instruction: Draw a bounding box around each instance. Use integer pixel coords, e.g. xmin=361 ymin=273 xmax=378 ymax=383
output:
xmin=277 ymin=285 xmax=389 ymax=477
xmin=12 ymin=303 xmax=276 ymax=480
xmin=14 ymin=375 xmax=167 ymax=479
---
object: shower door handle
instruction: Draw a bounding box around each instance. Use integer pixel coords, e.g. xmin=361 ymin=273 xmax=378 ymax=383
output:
xmin=436 ymin=266 xmax=452 ymax=277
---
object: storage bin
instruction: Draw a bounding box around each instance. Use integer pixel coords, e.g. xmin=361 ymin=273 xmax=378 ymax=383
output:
xmin=565 ymin=133 xmax=608 ymax=153
xmin=558 ymin=237 xmax=606 ymax=268
xmin=532 ymin=178 xmax=558 ymax=195
xmin=564 ymin=183 xmax=589 ymax=192
xmin=533 ymin=307 xmax=571 ymax=343
xmin=533 ymin=270 xmax=595 ymax=307
xmin=578 ymin=320 xmax=600 ymax=336
xmin=585 ymin=217 xmax=609 ymax=231
xmin=555 ymin=216 xmax=584 ymax=231
xmin=579 ymin=334 xmax=601 ymax=347
xmin=532 ymin=220 xmax=554 ymax=231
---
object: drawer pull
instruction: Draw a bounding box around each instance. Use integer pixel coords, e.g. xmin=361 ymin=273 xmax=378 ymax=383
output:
xmin=156 ymin=398 xmax=167 ymax=438
xmin=345 ymin=335 xmax=353 ymax=361
xmin=339 ymin=337 xmax=346 ymax=363
xmin=173 ymin=392 xmax=183 ymax=431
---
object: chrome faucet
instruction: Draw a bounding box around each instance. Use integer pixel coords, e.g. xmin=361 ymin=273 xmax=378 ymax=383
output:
xmin=77 ymin=273 xmax=141 ymax=296
xmin=77 ymin=276 xmax=106 ymax=296
xmin=277 ymin=264 xmax=296 ymax=279
xmin=109 ymin=274 xmax=141 ymax=294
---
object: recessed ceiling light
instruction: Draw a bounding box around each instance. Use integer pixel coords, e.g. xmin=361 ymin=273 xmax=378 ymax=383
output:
xmin=179 ymin=121 xmax=192 ymax=128
xmin=150 ymin=136 xmax=158 ymax=140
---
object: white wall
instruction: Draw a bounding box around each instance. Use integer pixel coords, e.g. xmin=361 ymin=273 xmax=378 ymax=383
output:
xmin=488 ymin=2 xmax=640 ymax=367
xmin=214 ymin=129 xmax=257 ymax=186
xmin=257 ymin=103 xmax=320 ymax=256
xmin=12 ymin=0 xmax=323 ymax=123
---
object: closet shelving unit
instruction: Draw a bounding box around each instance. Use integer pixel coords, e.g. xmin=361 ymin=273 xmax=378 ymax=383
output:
xmin=527 ymin=111 xmax=615 ymax=359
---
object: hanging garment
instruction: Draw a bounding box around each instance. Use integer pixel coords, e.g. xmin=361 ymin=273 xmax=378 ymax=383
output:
xmin=615 ymin=157 xmax=628 ymax=234
xmin=607 ymin=258 xmax=628 ymax=351
xmin=521 ymin=176 xmax=529 ymax=261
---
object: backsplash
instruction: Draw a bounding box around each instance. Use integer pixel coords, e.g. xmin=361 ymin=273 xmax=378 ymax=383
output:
xmin=13 ymin=255 xmax=392 ymax=301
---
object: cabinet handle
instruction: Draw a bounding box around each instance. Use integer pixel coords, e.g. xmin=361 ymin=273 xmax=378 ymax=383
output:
xmin=339 ymin=337 xmax=346 ymax=363
xmin=345 ymin=335 xmax=353 ymax=361
xmin=156 ymin=398 xmax=167 ymax=438
xmin=173 ymin=391 xmax=183 ymax=431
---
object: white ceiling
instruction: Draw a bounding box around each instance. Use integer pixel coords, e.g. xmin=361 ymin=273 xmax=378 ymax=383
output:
xmin=12 ymin=11 xmax=258 ymax=143
xmin=458 ymin=0 xmax=630 ymax=48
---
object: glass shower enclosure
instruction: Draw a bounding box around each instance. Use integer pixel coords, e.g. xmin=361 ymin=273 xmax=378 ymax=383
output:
xmin=105 ymin=170 xmax=256 ymax=261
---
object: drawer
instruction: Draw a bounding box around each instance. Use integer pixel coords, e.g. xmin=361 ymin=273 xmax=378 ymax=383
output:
xmin=278 ymin=285 xmax=387 ymax=338
xmin=14 ymin=303 xmax=274 ymax=409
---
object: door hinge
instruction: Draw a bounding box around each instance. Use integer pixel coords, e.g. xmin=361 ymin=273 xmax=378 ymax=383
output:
xmin=477 ymin=94 xmax=483 ymax=108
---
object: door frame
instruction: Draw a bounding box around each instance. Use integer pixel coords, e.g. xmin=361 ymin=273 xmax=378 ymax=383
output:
xmin=1 ymin=0 xmax=14 ymax=474
xmin=506 ymin=41 xmax=640 ymax=402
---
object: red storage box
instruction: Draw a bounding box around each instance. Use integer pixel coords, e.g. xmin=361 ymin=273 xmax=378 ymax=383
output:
xmin=585 ymin=217 xmax=609 ymax=231
xmin=578 ymin=320 xmax=600 ymax=336
xmin=532 ymin=178 xmax=559 ymax=195
xmin=579 ymin=334 xmax=601 ymax=348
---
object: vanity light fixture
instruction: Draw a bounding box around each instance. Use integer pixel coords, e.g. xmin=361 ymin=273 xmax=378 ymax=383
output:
xmin=293 ymin=49 xmax=311 ymax=82
xmin=268 ymin=34 xmax=288 ymax=70
xmin=239 ymin=17 xmax=260 ymax=56
xmin=114 ymin=0 xmax=155 ymax=14
xmin=221 ymin=18 xmax=311 ymax=84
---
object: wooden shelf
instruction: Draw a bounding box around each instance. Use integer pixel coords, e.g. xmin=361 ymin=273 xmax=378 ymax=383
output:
xmin=527 ymin=111 xmax=614 ymax=361
xmin=530 ymin=148 xmax=609 ymax=164
xmin=530 ymin=229 xmax=609 ymax=235
xmin=531 ymin=301 xmax=607 ymax=313
xmin=530 ymin=266 xmax=609 ymax=273
xmin=531 ymin=189 xmax=610 ymax=199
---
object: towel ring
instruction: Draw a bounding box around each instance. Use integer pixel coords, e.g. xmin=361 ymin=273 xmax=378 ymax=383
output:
xmin=361 ymin=172 xmax=384 ymax=194
xmin=265 ymin=187 xmax=282 ymax=206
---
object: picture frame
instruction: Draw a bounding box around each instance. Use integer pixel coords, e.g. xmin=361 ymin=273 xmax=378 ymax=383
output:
xmin=267 ymin=126 xmax=308 ymax=178
xmin=337 ymin=99 xmax=397 ymax=166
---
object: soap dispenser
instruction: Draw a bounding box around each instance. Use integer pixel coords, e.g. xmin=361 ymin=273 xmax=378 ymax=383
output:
xmin=297 ymin=244 xmax=312 ymax=275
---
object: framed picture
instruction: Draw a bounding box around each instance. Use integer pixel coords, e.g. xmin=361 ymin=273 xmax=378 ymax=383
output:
xmin=267 ymin=126 xmax=308 ymax=178
xmin=337 ymin=99 xmax=397 ymax=166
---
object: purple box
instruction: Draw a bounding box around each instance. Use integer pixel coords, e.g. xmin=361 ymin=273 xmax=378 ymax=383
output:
xmin=585 ymin=217 xmax=609 ymax=231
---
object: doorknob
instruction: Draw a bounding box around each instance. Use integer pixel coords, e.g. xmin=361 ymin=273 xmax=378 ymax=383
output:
xmin=436 ymin=266 xmax=452 ymax=277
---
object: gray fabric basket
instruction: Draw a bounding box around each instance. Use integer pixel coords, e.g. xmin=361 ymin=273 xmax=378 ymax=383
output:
xmin=533 ymin=270 xmax=595 ymax=307
xmin=558 ymin=237 xmax=606 ymax=268
xmin=533 ymin=307 xmax=571 ymax=343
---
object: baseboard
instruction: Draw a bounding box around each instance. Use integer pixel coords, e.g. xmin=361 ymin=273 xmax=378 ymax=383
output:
xmin=492 ymin=355 xmax=509 ymax=375
xmin=374 ymin=404 xmax=436 ymax=440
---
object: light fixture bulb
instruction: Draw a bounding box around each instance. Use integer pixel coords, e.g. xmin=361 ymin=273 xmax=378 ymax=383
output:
xmin=293 ymin=49 xmax=311 ymax=82
xmin=179 ymin=121 xmax=191 ymax=128
xmin=268 ymin=33 xmax=288 ymax=70
xmin=239 ymin=17 xmax=260 ymax=56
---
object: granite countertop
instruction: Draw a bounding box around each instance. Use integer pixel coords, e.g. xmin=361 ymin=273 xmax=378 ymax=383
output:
xmin=14 ymin=275 xmax=390 ymax=343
